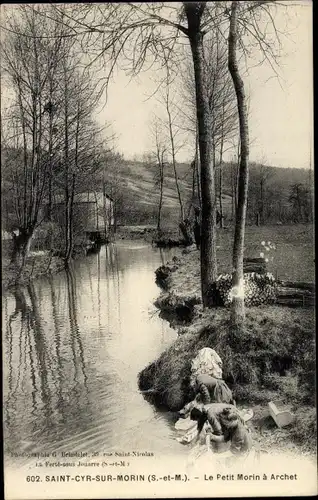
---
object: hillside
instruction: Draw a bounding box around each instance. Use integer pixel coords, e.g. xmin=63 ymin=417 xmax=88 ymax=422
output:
xmin=2 ymin=144 xmax=311 ymax=229
xmin=109 ymin=158 xmax=312 ymax=226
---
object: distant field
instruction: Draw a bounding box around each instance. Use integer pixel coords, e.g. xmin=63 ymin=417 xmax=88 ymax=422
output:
xmin=118 ymin=223 xmax=314 ymax=283
xmin=215 ymin=224 xmax=314 ymax=283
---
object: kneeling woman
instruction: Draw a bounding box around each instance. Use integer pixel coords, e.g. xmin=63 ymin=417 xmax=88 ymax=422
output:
xmin=190 ymin=405 xmax=252 ymax=455
xmin=195 ymin=374 xmax=235 ymax=405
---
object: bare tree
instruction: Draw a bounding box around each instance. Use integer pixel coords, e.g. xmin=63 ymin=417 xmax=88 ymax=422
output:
xmin=228 ymin=0 xmax=250 ymax=327
xmin=289 ymin=183 xmax=312 ymax=223
xmin=250 ymin=160 xmax=273 ymax=225
xmin=2 ymin=2 xmax=287 ymax=307
xmin=183 ymin=3 xmax=220 ymax=302
xmin=159 ymin=62 xmax=185 ymax=223
xmin=178 ymin=21 xmax=239 ymax=228
xmin=1 ymin=6 xmax=64 ymax=270
xmin=227 ymin=0 xmax=283 ymax=326
xmin=1 ymin=5 xmax=110 ymax=272
xmin=150 ymin=118 xmax=167 ymax=233
xmin=189 ymin=136 xmax=201 ymax=215
xmin=166 ymin=97 xmax=184 ymax=222
xmin=21 ymin=2 xmax=223 ymax=305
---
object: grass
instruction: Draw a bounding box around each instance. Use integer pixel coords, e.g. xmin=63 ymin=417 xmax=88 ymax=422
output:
xmin=139 ymin=223 xmax=316 ymax=454
xmin=160 ymin=224 xmax=314 ymax=292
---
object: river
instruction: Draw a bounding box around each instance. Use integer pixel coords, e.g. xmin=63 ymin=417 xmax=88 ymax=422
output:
xmin=2 ymin=241 xmax=188 ymax=464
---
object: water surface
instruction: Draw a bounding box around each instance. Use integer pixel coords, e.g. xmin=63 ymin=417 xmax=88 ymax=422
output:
xmin=3 ymin=241 xmax=186 ymax=463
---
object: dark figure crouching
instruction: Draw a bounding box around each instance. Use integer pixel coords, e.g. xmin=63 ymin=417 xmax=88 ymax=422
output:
xmin=190 ymin=405 xmax=252 ymax=455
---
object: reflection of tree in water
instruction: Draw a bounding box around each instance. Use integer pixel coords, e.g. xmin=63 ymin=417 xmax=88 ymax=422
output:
xmin=28 ymin=282 xmax=52 ymax=417
xmin=47 ymin=268 xmax=117 ymax=450
xmin=3 ymin=275 xmax=93 ymax=453
xmin=113 ymin=245 xmax=122 ymax=331
xmin=105 ymin=244 xmax=122 ymax=332
xmin=3 ymin=284 xmax=53 ymax=448
xmin=65 ymin=269 xmax=89 ymax=406
xmin=4 ymin=288 xmax=28 ymax=429
xmin=85 ymin=252 xmax=102 ymax=333
xmin=49 ymin=274 xmax=89 ymax=428
xmin=97 ymin=251 xmax=101 ymax=333
xmin=106 ymin=242 xmax=141 ymax=274
xmin=49 ymin=277 xmax=64 ymax=416
xmin=86 ymin=256 xmax=96 ymax=310
xmin=159 ymin=248 xmax=166 ymax=266
xmin=4 ymin=243 xmax=175 ymax=457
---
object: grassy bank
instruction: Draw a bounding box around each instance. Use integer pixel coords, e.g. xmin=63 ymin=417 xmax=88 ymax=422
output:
xmin=159 ymin=223 xmax=314 ymax=286
xmin=2 ymin=225 xmax=171 ymax=293
xmin=116 ymin=224 xmax=187 ymax=247
xmin=139 ymin=224 xmax=316 ymax=454
xmin=2 ymin=226 xmax=110 ymax=292
xmin=2 ymin=239 xmax=96 ymax=293
xmin=2 ymin=251 xmax=64 ymax=292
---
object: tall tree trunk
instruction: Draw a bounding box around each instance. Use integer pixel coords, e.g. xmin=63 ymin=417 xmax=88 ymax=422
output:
xmin=165 ymin=83 xmax=184 ymax=222
xmin=191 ymin=158 xmax=196 ymax=214
xmin=102 ymin=181 xmax=107 ymax=239
xmin=63 ymin=65 xmax=72 ymax=266
xmin=65 ymin=174 xmax=76 ymax=263
xmin=65 ymin=190 xmax=72 ymax=264
xmin=219 ymin=169 xmax=223 ymax=229
xmin=231 ymin=163 xmax=235 ymax=220
xmin=16 ymin=81 xmax=29 ymax=229
xmin=47 ymin=85 xmax=54 ymax=222
xmin=228 ymin=0 xmax=250 ymax=327
xmin=11 ymin=228 xmax=34 ymax=268
xmin=157 ymin=151 xmax=164 ymax=233
xmin=235 ymin=138 xmax=240 ymax=208
xmin=48 ymin=162 xmax=53 ymax=222
xmin=94 ymin=190 xmax=99 ymax=234
xmin=113 ymin=202 xmax=117 ymax=234
xmin=195 ymin=126 xmax=202 ymax=209
xmin=260 ymin=178 xmax=264 ymax=225
xmin=187 ymin=18 xmax=217 ymax=306
xmin=219 ymin=101 xmax=226 ymax=228
xmin=219 ymin=135 xmax=224 ymax=229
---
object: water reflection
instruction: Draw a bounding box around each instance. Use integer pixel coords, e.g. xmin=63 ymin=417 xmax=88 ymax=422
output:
xmin=3 ymin=242 xmax=184 ymax=462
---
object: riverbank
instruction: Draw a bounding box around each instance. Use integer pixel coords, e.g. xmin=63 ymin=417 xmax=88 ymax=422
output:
xmin=116 ymin=225 xmax=189 ymax=247
xmin=1 ymin=228 xmax=159 ymax=293
xmin=2 ymin=252 xmax=65 ymax=292
xmin=2 ymin=242 xmax=102 ymax=293
xmin=138 ymin=236 xmax=316 ymax=455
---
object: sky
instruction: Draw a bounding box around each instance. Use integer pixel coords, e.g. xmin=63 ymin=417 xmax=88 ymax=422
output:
xmin=1 ymin=2 xmax=313 ymax=170
xmin=95 ymin=1 xmax=313 ymax=169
